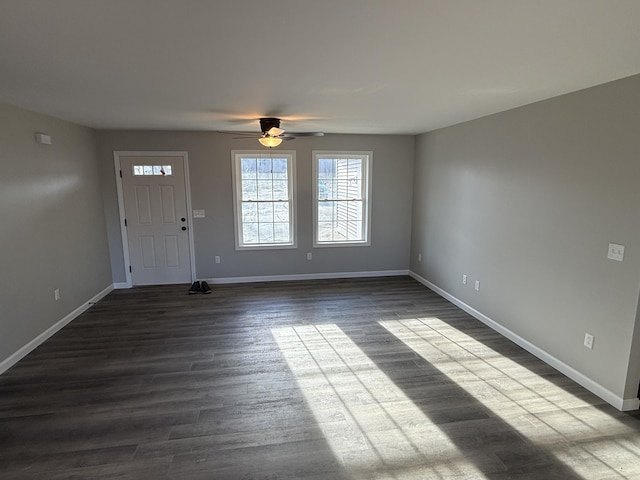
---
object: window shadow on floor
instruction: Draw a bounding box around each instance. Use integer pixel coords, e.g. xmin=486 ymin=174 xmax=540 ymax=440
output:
xmin=336 ymin=317 xmax=589 ymax=479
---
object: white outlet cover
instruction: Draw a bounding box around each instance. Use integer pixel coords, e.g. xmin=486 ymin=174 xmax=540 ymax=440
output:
xmin=193 ymin=209 xmax=205 ymax=218
xmin=607 ymin=243 xmax=625 ymax=261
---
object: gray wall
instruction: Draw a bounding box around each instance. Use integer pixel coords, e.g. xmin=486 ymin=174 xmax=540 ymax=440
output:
xmin=96 ymin=131 xmax=415 ymax=283
xmin=411 ymin=74 xmax=640 ymax=402
xmin=0 ymin=102 xmax=112 ymax=364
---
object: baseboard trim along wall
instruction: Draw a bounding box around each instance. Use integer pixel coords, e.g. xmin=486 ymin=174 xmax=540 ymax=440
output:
xmin=0 ymin=284 xmax=114 ymax=376
xmin=409 ymin=271 xmax=640 ymax=412
xmin=207 ymin=269 xmax=410 ymax=285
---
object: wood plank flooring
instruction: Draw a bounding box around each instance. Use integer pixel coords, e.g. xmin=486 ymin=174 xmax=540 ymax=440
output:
xmin=1 ymin=276 xmax=639 ymax=479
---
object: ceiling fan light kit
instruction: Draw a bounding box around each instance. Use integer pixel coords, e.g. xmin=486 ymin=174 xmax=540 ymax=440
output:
xmin=258 ymin=118 xmax=284 ymax=148
xmin=258 ymin=136 xmax=283 ymax=148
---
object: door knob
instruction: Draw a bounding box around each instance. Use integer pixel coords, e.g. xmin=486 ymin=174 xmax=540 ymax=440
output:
xmin=181 ymin=217 xmax=186 ymax=222
xmin=181 ymin=226 xmax=187 ymax=231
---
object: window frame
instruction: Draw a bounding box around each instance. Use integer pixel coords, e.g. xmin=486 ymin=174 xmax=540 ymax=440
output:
xmin=312 ymin=151 xmax=372 ymax=248
xmin=231 ymin=150 xmax=297 ymax=250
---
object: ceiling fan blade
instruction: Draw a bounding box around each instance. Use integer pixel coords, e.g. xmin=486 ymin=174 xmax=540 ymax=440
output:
xmin=218 ymin=131 xmax=261 ymax=137
xmin=282 ymin=132 xmax=325 ymax=137
xmin=268 ymin=126 xmax=285 ymax=137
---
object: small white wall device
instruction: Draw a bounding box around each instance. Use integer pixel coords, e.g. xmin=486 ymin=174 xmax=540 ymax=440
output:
xmin=35 ymin=132 xmax=52 ymax=145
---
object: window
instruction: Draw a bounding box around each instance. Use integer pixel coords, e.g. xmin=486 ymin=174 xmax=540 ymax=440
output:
xmin=313 ymin=151 xmax=371 ymax=247
xmin=133 ymin=165 xmax=173 ymax=176
xmin=232 ymin=151 xmax=296 ymax=249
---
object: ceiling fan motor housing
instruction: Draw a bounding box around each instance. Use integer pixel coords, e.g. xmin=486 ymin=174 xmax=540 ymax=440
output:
xmin=260 ymin=117 xmax=281 ymax=134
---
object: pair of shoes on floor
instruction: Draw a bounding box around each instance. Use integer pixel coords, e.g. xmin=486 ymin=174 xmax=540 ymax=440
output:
xmin=188 ymin=280 xmax=211 ymax=294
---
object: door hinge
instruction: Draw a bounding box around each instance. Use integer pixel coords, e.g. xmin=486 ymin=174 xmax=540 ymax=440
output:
xmin=637 ymin=380 xmax=640 ymax=400
xmin=124 ymin=218 xmax=127 ymax=227
xmin=119 ymin=170 xmax=123 ymax=178
xmin=129 ymin=265 xmax=132 ymax=273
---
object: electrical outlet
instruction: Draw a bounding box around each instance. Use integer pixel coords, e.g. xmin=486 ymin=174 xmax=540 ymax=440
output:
xmin=214 ymin=256 xmax=221 ymax=264
xmin=307 ymin=252 xmax=312 ymax=260
xmin=462 ymin=274 xmax=467 ymax=285
xmin=54 ymin=289 xmax=60 ymax=301
xmin=418 ymin=253 xmax=422 ymax=262
xmin=474 ymin=280 xmax=480 ymax=291
xmin=584 ymin=333 xmax=594 ymax=349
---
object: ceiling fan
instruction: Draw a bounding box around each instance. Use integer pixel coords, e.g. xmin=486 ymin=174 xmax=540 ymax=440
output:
xmin=220 ymin=117 xmax=324 ymax=147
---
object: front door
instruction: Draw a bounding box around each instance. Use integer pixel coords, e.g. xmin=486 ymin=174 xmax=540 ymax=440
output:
xmin=119 ymin=154 xmax=192 ymax=285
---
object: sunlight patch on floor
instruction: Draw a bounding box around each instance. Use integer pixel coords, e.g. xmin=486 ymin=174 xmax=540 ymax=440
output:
xmin=380 ymin=317 xmax=640 ymax=479
xmin=272 ymin=324 xmax=488 ymax=479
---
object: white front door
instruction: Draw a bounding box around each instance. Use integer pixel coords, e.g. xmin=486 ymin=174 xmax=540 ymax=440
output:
xmin=119 ymin=154 xmax=192 ymax=286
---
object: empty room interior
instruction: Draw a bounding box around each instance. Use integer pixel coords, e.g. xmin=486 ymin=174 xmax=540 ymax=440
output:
xmin=2 ymin=1 xmax=640 ymax=479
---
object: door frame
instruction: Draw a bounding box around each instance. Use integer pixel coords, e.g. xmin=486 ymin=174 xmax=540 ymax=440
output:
xmin=114 ymin=151 xmax=196 ymax=288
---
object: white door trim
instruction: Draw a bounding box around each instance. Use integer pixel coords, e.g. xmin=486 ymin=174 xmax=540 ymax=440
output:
xmin=113 ymin=151 xmax=196 ymax=288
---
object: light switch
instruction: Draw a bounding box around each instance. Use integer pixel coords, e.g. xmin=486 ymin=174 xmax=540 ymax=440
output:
xmin=193 ymin=209 xmax=205 ymax=218
xmin=584 ymin=333 xmax=594 ymax=349
xmin=607 ymin=243 xmax=624 ymax=262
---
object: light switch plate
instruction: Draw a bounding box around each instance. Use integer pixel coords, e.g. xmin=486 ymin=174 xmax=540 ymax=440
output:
xmin=584 ymin=332 xmax=594 ymax=349
xmin=607 ymin=243 xmax=624 ymax=261
xmin=193 ymin=209 xmax=205 ymax=218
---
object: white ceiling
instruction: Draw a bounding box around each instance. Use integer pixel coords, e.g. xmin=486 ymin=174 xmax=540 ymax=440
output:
xmin=1 ymin=0 xmax=640 ymax=135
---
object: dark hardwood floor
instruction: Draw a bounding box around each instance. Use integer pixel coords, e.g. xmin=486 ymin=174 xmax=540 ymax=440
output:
xmin=1 ymin=276 xmax=639 ymax=479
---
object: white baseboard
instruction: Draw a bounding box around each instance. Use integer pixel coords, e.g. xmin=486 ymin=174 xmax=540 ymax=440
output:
xmin=621 ymin=397 xmax=640 ymax=411
xmin=207 ymin=269 xmax=410 ymax=285
xmin=113 ymin=282 xmax=130 ymax=289
xmin=0 ymin=284 xmax=114 ymax=375
xmin=409 ymin=271 xmax=638 ymax=412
